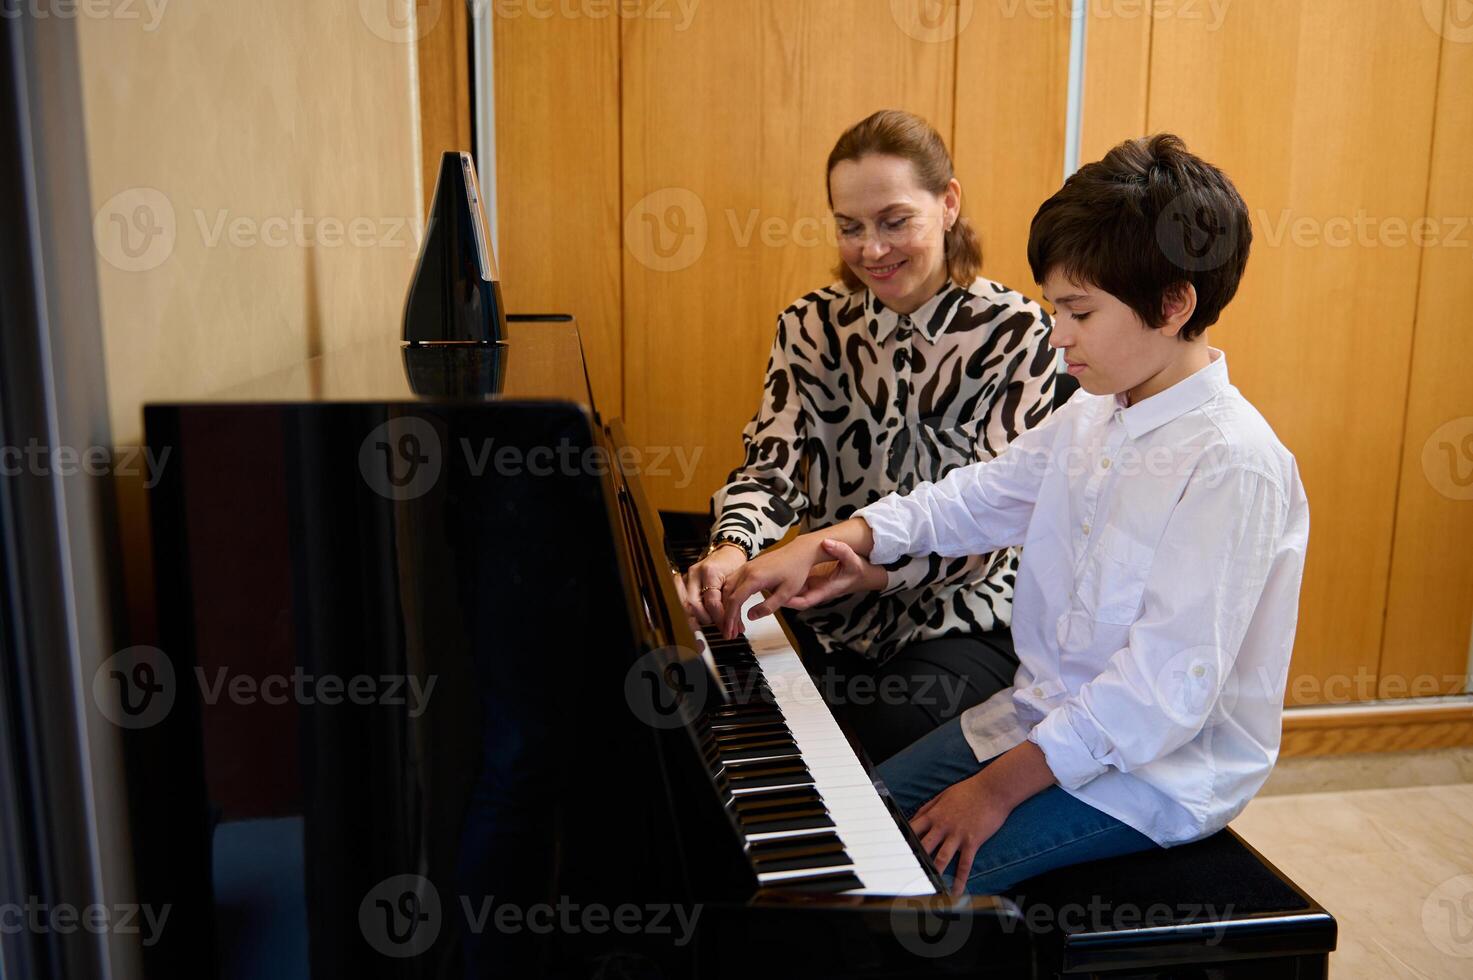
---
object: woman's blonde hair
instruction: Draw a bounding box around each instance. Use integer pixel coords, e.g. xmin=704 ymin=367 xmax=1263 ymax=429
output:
xmin=826 ymin=109 xmax=982 ymax=291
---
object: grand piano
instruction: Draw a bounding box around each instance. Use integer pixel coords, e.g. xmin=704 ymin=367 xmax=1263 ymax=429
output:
xmin=125 ymin=153 xmax=1335 ymax=978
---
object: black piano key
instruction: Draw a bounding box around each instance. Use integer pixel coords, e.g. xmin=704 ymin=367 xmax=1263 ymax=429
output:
xmin=748 ymin=835 xmax=852 ymax=873
xmin=711 ymin=722 xmax=790 ymax=741
xmin=716 ymin=741 xmax=800 ymax=763
xmin=756 ymin=871 xmax=865 ymax=893
xmin=724 ymin=761 xmax=813 ymax=791
xmin=738 ymin=808 xmax=834 ymax=834
xmin=731 ymin=788 xmax=825 ymax=814
xmin=709 ymin=704 xmax=782 ymax=724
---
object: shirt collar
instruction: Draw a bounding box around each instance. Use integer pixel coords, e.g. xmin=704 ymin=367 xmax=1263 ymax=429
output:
xmin=863 ymin=280 xmax=968 ymax=344
xmin=1114 ymin=348 xmax=1230 ymax=440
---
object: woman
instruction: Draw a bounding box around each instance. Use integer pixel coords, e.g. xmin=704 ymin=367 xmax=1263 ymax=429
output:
xmin=680 ymin=110 xmax=1056 ymax=763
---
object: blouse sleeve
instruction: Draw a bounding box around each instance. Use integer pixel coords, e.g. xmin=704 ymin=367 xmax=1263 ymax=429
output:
xmin=709 ymin=315 xmax=810 ymax=554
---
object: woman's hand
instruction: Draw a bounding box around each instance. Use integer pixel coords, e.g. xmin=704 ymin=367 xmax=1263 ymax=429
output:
xmin=787 ymin=539 xmax=889 ymax=610
xmin=681 ymin=542 xmax=748 ymax=626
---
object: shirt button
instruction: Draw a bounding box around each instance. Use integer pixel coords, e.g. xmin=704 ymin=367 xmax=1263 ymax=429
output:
xmin=1082 ymin=522 xmax=1091 ymax=535
xmin=1192 ymin=665 xmax=1206 ymax=678
xmin=1032 ymin=686 xmax=1044 ymax=697
xmin=1101 ymin=458 xmax=1111 ymax=469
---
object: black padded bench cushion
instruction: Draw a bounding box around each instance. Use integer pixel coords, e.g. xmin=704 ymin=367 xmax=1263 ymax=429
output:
xmin=1009 ymin=829 xmax=1306 ymax=924
xmin=1008 ymin=829 xmax=1335 ymax=976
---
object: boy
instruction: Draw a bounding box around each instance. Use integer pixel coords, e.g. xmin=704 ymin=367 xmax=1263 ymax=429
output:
xmin=718 ymin=134 xmax=1309 ymax=896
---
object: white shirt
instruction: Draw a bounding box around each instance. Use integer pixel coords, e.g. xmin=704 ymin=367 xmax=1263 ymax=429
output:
xmin=858 ymin=350 xmax=1309 ymax=846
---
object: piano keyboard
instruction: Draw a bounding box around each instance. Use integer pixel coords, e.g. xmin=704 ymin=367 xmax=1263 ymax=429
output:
xmin=693 ymin=597 xmax=938 ymax=897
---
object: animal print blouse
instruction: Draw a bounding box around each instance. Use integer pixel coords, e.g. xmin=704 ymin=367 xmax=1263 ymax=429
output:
xmin=711 ymin=278 xmax=1056 ymax=663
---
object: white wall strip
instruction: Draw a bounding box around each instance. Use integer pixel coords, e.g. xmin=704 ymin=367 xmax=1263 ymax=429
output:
xmin=472 ymin=0 xmax=500 ymax=257
xmin=1063 ymin=1 xmax=1089 ymax=181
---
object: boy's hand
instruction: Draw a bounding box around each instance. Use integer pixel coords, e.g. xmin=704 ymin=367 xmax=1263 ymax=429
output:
xmin=787 ymin=540 xmax=888 ymax=610
xmin=909 ymin=741 xmax=1058 ymax=896
xmin=718 ymin=536 xmax=824 ymax=638
xmin=910 ymin=770 xmax=1012 ymax=897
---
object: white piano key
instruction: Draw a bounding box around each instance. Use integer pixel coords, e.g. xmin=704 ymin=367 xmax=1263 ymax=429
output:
xmin=722 ymin=597 xmax=937 ymax=898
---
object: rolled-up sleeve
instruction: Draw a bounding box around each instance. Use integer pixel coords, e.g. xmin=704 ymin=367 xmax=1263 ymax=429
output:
xmin=1029 ymin=465 xmax=1292 ymax=790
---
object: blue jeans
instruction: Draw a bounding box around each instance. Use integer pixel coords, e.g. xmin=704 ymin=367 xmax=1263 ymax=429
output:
xmin=876 ymin=718 xmax=1160 ymax=894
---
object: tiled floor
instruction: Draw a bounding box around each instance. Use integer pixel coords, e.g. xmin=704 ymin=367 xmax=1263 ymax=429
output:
xmin=1230 ymin=778 xmax=1473 ymax=978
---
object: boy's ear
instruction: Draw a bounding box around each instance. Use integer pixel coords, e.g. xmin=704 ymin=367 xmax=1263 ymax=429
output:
xmin=1160 ymin=282 xmax=1198 ymax=339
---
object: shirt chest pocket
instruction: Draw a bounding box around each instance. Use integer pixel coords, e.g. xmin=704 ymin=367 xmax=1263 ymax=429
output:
xmin=1073 ymin=525 xmax=1155 ymax=626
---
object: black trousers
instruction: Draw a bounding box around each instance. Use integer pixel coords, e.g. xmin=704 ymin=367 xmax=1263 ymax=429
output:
xmin=786 ymin=618 xmax=1021 ymax=765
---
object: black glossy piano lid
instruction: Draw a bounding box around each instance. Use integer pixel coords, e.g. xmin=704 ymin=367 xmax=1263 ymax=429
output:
xmin=148 ymin=319 xmax=592 ymax=407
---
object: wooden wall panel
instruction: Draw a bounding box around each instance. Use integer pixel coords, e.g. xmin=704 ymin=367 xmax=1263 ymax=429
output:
xmin=494 ymin=10 xmax=624 ymax=416
xmin=952 ymin=0 xmax=1072 ymax=303
xmin=622 ymin=0 xmax=956 ymax=511
xmin=1080 ymin=1 xmax=1152 ymax=162
xmin=1144 ymin=0 xmax=1444 ymax=703
xmin=1380 ymin=22 xmax=1473 ymax=698
xmin=417 ymin=0 xmax=473 ymax=215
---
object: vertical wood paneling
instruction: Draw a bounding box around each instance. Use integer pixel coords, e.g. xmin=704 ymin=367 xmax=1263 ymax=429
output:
xmin=1381 ymin=19 xmax=1473 ymax=698
xmin=622 ymin=0 xmax=955 ymax=510
xmin=417 ymin=0 xmax=474 ymax=215
xmin=494 ymin=10 xmax=624 ymax=415
xmin=952 ymin=0 xmax=1072 ymax=303
xmin=1145 ymin=0 xmax=1444 ymax=702
xmin=1080 ymin=1 xmax=1152 ymax=162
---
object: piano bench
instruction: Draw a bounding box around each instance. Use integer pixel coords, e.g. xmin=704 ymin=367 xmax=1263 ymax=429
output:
xmin=1005 ymin=827 xmax=1336 ymax=978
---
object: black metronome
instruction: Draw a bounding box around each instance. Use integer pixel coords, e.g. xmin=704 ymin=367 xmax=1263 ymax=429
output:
xmin=401 ymin=151 xmax=508 ymax=396
xmin=402 ymin=150 xmax=508 ymax=347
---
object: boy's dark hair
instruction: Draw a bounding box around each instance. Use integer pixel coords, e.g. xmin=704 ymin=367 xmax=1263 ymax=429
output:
xmin=1027 ymin=134 xmax=1251 ymax=341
